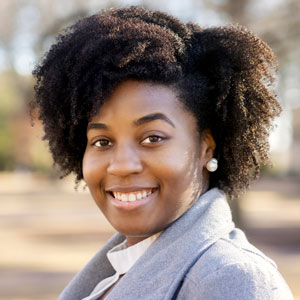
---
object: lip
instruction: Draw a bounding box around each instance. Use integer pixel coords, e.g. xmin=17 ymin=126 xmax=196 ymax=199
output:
xmin=107 ymin=189 xmax=158 ymax=211
xmin=106 ymin=186 xmax=157 ymax=193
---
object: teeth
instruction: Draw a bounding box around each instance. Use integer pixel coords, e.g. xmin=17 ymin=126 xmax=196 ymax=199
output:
xmin=112 ymin=189 xmax=154 ymax=202
xmin=128 ymin=193 xmax=136 ymax=202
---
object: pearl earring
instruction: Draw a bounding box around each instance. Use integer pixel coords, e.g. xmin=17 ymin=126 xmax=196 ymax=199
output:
xmin=206 ymin=158 xmax=218 ymax=172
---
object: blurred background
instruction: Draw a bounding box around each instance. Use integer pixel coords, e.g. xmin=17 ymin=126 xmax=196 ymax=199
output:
xmin=0 ymin=0 xmax=299 ymax=299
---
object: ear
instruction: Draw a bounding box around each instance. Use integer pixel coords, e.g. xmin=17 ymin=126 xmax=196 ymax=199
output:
xmin=201 ymin=129 xmax=216 ymax=163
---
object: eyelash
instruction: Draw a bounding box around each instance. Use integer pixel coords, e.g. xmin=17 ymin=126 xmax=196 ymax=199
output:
xmin=92 ymin=135 xmax=166 ymax=148
xmin=141 ymin=135 xmax=164 ymax=145
xmin=93 ymin=139 xmax=113 ymax=148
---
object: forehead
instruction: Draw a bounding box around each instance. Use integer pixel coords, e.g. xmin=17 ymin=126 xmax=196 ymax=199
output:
xmin=93 ymin=80 xmax=187 ymax=120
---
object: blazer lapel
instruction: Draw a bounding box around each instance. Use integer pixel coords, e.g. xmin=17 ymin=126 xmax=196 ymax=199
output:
xmin=58 ymin=234 xmax=125 ymax=300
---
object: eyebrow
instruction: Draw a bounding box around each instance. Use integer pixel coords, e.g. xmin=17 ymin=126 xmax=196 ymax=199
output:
xmin=134 ymin=113 xmax=175 ymax=128
xmin=87 ymin=112 xmax=175 ymax=132
xmin=87 ymin=123 xmax=108 ymax=131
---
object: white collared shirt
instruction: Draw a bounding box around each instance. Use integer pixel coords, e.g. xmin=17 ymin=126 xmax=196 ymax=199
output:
xmin=82 ymin=233 xmax=161 ymax=300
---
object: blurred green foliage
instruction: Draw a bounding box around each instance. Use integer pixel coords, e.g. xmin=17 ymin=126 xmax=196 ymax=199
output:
xmin=0 ymin=72 xmax=19 ymax=170
xmin=0 ymin=71 xmax=54 ymax=172
xmin=0 ymin=120 xmax=14 ymax=170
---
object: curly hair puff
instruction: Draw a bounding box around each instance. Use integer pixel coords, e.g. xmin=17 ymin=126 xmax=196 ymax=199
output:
xmin=32 ymin=6 xmax=281 ymax=199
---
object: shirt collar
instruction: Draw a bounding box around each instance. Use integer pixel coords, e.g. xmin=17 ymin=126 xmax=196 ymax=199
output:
xmin=107 ymin=232 xmax=161 ymax=275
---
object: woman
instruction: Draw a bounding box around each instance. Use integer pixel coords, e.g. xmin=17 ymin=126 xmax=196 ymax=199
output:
xmin=32 ymin=6 xmax=294 ymax=300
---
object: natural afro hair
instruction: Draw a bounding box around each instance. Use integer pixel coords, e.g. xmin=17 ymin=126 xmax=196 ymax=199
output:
xmin=32 ymin=6 xmax=281 ymax=199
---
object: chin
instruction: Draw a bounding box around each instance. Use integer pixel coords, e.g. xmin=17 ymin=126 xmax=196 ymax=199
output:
xmin=114 ymin=222 xmax=163 ymax=238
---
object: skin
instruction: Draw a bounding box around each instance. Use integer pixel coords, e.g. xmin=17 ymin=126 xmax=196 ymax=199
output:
xmin=83 ymin=80 xmax=216 ymax=246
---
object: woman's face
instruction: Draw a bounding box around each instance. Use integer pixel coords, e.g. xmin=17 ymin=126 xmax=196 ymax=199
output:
xmin=83 ymin=80 xmax=215 ymax=245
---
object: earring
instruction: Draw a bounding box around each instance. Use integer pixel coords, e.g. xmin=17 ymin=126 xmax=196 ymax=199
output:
xmin=206 ymin=158 xmax=218 ymax=172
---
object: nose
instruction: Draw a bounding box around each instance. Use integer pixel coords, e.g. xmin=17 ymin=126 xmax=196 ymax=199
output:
xmin=107 ymin=142 xmax=143 ymax=176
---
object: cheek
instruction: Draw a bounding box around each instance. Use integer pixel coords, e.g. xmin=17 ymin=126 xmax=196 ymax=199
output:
xmin=152 ymin=144 xmax=202 ymax=193
xmin=82 ymin=152 xmax=108 ymax=212
xmin=82 ymin=151 xmax=104 ymax=186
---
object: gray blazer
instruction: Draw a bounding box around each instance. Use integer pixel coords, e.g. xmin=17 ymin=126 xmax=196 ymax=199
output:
xmin=58 ymin=188 xmax=294 ymax=300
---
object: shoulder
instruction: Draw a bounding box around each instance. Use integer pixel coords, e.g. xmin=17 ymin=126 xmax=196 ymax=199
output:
xmin=176 ymin=229 xmax=294 ymax=300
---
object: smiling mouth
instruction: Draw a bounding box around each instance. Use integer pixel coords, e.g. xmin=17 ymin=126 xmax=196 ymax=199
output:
xmin=109 ymin=188 xmax=156 ymax=202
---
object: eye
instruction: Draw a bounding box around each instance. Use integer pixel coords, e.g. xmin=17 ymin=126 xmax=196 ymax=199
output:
xmin=93 ymin=138 xmax=112 ymax=148
xmin=141 ymin=135 xmax=164 ymax=145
